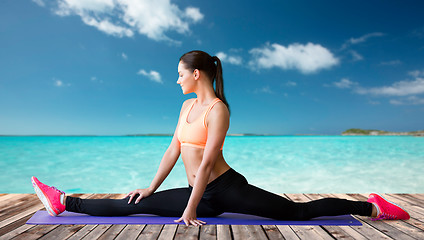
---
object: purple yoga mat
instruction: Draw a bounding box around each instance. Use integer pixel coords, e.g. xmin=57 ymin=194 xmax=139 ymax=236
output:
xmin=26 ymin=211 xmax=361 ymax=225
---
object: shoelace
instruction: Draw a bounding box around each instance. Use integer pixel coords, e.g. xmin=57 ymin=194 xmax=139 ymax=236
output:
xmin=371 ymin=213 xmax=397 ymax=221
xmin=51 ymin=186 xmax=65 ymax=195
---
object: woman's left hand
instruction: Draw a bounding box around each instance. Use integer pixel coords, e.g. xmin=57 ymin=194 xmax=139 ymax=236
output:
xmin=174 ymin=207 xmax=206 ymax=226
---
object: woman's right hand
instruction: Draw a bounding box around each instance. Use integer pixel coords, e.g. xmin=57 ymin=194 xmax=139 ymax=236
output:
xmin=124 ymin=188 xmax=153 ymax=204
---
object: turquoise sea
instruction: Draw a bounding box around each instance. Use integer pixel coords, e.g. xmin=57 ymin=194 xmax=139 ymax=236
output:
xmin=1 ymin=136 xmax=423 ymax=194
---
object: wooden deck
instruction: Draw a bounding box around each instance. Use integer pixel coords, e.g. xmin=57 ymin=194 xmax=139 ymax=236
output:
xmin=0 ymin=193 xmax=423 ymax=239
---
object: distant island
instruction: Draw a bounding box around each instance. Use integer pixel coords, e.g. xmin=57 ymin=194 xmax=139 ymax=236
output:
xmin=342 ymin=128 xmax=424 ymax=136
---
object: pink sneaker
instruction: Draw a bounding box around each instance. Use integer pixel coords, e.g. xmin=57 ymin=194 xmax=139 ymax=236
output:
xmin=31 ymin=176 xmax=66 ymax=216
xmin=367 ymin=193 xmax=410 ymax=221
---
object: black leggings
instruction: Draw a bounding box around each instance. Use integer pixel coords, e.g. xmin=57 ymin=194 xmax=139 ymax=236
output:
xmin=66 ymin=168 xmax=372 ymax=220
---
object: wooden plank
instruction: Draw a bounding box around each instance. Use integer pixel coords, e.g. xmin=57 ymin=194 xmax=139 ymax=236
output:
xmin=231 ymin=225 xmax=267 ymax=240
xmin=275 ymin=225 xmax=300 ymax=240
xmin=319 ymin=194 xmax=370 ymax=240
xmin=375 ymin=194 xmax=424 ymax=222
xmin=216 ymin=225 xmax=231 ymax=240
xmin=303 ymin=193 xmax=362 ymax=240
xmin=157 ymin=224 xmax=177 ymax=240
xmin=395 ymin=194 xmax=424 ymax=206
xmin=0 ymin=224 xmax=34 ymax=240
xmin=67 ymin=225 xmax=98 ymax=240
xmin=0 ymin=194 xmax=30 ymax=210
xmin=0 ymin=195 xmax=40 ymax=221
xmin=0 ymin=213 xmax=34 ymax=237
xmin=347 ymin=194 xmax=417 ymax=240
xmin=174 ymin=225 xmax=199 ymax=240
xmin=97 ymin=224 xmax=126 ymax=240
xmin=284 ymin=194 xmax=336 ymax=240
xmin=81 ymin=224 xmax=112 ymax=239
xmin=114 ymin=224 xmax=145 ymax=240
xmin=38 ymin=225 xmax=86 ymax=240
xmin=21 ymin=193 xmax=102 ymax=240
xmin=137 ymin=224 xmax=163 ymax=240
xmin=410 ymin=194 xmax=424 ymax=201
xmin=358 ymin=193 xmax=424 ymax=238
xmin=331 ymin=194 xmax=393 ymax=240
xmin=11 ymin=224 xmax=58 ymax=240
xmin=0 ymin=194 xmax=93 ymax=239
xmin=262 ymin=225 xmax=284 ymax=239
xmin=0 ymin=202 xmax=44 ymax=229
xmin=199 ymin=224 xmax=216 ymax=240
xmin=0 ymin=194 xmax=26 ymax=203
xmin=290 ymin=225 xmax=333 ymax=240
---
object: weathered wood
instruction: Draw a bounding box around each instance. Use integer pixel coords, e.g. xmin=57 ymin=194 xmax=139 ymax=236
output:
xmin=216 ymin=225 xmax=231 ymax=240
xmin=38 ymin=224 xmax=85 ymax=240
xmin=290 ymin=226 xmax=333 ymax=240
xmin=349 ymin=193 xmax=417 ymax=240
xmin=67 ymin=225 xmax=98 ymax=240
xmin=157 ymin=224 xmax=177 ymax=240
xmin=97 ymin=224 xmax=126 ymax=240
xmin=174 ymin=225 xmax=199 ymax=240
xmin=199 ymin=224 xmax=216 ymax=240
xmin=275 ymin=225 xmax=300 ymax=240
xmin=231 ymin=225 xmax=267 ymax=240
xmin=0 ymin=193 xmax=423 ymax=240
xmin=0 ymin=224 xmax=34 ymax=240
xmin=304 ymin=193 xmax=361 ymax=240
xmin=284 ymin=194 xmax=333 ymax=240
xmin=80 ymin=224 xmax=112 ymax=239
xmin=262 ymin=225 xmax=284 ymax=239
xmin=114 ymin=224 xmax=145 ymax=240
xmin=137 ymin=224 xmax=163 ymax=240
xmin=0 ymin=194 xmax=30 ymax=210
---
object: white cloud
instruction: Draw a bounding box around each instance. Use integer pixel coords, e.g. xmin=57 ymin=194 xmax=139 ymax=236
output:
xmin=408 ymin=70 xmax=424 ymax=78
xmin=390 ymin=96 xmax=424 ymax=105
xmin=380 ymin=60 xmax=402 ymax=66
xmin=137 ymin=69 xmax=162 ymax=84
xmin=342 ymin=32 xmax=385 ymax=49
xmin=122 ymin=52 xmax=128 ymax=60
xmin=333 ymin=78 xmax=358 ymax=89
xmin=355 ymin=77 xmax=424 ymax=96
xmin=91 ymin=76 xmax=103 ymax=83
xmin=40 ymin=0 xmax=203 ymax=42
xmin=54 ymin=78 xmax=71 ymax=87
xmin=32 ymin=0 xmax=45 ymax=7
xmin=216 ymin=52 xmax=242 ymax=65
xmin=249 ymin=42 xmax=339 ymax=74
xmin=185 ymin=7 xmax=204 ymax=22
xmin=253 ymin=86 xmax=273 ymax=94
xmin=81 ymin=16 xmax=134 ymax=37
xmin=350 ymin=50 xmax=363 ymax=61
xmin=286 ymin=81 xmax=297 ymax=87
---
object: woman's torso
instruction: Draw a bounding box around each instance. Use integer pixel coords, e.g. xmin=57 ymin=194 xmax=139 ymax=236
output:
xmin=177 ymin=98 xmax=230 ymax=186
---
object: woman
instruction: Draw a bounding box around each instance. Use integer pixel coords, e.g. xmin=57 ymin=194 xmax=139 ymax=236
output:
xmin=32 ymin=50 xmax=410 ymax=226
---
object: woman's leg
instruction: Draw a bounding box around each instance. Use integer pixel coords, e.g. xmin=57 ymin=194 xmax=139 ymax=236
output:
xmin=66 ymin=187 xmax=221 ymax=217
xmin=212 ymin=174 xmax=372 ymax=220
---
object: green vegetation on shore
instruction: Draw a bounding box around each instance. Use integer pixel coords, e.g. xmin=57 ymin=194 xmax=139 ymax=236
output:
xmin=342 ymin=128 xmax=424 ymax=136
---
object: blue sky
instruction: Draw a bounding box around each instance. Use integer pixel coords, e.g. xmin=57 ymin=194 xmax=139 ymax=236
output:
xmin=1 ymin=0 xmax=423 ymax=135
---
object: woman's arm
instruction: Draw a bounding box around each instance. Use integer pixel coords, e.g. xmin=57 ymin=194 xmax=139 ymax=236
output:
xmin=126 ymin=100 xmax=190 ymax=204
xmin=175 ymin=101 xmax=230 ymax=226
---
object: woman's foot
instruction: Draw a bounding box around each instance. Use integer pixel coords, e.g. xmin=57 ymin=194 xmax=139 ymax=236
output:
xmin=31 ymin=176 xmax=66 ymax=216
xmin=367 ymin=193 xmax=410 ymax=220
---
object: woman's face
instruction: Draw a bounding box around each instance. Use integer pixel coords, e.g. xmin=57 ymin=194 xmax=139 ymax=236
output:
xmin=177 ymin=61 xmax=196 ymax=94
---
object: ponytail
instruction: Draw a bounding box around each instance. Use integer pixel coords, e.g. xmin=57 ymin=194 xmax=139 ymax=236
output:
xmin=212 ymin=56 xmax=230 ymax=115
xmin=180 ymin=50 xmax=230 ymax=115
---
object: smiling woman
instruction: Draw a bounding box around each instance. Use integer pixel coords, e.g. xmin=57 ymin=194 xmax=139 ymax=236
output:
xmin=30 ymin=50 xmax=410 ymax=226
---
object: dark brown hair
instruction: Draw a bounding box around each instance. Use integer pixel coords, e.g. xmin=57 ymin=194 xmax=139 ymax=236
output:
xmin=179 ymin=50 xmax=230 ymax=115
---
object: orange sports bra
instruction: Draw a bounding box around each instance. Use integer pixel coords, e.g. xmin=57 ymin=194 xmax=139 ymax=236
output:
xmin=177 ymin=98 xmax=225 ymax=150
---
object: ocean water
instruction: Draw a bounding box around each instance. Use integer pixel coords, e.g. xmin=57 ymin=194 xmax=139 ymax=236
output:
xmin=0 ymin=136 xmax=423 ymax=194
